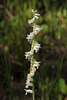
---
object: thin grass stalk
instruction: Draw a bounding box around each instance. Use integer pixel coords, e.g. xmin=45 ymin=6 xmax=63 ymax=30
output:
xmin=3 ymin=55 xmax=12 ymax=100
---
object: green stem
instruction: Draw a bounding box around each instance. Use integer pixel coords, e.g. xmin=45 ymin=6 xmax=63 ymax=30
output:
xmin=30 ymin=40 xmax=34 ymax=72
xmin=30 ymin=22 xmax=35 ymax=100
xmin=33 ymin=85 xmax=35 ymax=100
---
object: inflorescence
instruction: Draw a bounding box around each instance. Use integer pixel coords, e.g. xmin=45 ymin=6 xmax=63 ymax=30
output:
xmin=25 ymin=9 xmax=41 ymax=95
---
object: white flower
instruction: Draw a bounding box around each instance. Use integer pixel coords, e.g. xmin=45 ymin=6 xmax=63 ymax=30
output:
xmin=26 ymin=74 xmax=33 ymax=83
xmin=34 ymin=15 xmax=39 ymax=19
xmin=31 ymin=9 xmax=37 ymax=13
xmin=25 ymin=83 xmax=33 ymax=88
xmin=32 ymin=67 xmax=36 ymax=72
xmin=26 ymin=78 xmax=32 ymax=84
xmin=28 ymin=18 xmax=35 ymax=25
xmin=25 ymin=50 xmax=34 ymax=59
xmin=34 ymin=41 xmax=41 ymax=53
xmin=31 ymin=9 xmax=34 ymax=12
xmin=34 ymin=14 xmax=40 ymax=19
xmin=25 ymin=89 xmax=33 ymax=95
xmin=26 ymin=32 xmax=35 ymax=43
xmin=35 ymin=13 xmax=40 ymax=16
xmin=30 ymin=70 xmax=35 ymax=76
xmin=25 ymin=73 xmax=33 ymax=89
xmin=34 ymin=25 xmax=42 ymax=35
xmin=33 ymin=59 xmax=40 ymax=69
xmin=34 ymin=12 xmax=40 ymax=19
xmin=27 ymin=74 xmax=33 ymax=81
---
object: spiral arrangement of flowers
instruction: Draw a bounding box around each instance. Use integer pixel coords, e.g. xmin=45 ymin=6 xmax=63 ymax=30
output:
xmin=25 ymin=9 xmax=41 ymax=96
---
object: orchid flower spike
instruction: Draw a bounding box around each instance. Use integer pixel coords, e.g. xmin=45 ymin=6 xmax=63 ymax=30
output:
xmin=25 ymin=9 xmax=41 ymax=96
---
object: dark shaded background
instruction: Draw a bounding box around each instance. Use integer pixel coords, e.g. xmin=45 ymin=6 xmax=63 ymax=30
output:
xmin=0 ymin=0 xmax=67 ymax=100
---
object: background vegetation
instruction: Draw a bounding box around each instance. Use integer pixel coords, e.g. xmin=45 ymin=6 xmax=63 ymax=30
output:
xmin=0 ymin=0 xmax=67 ymax=100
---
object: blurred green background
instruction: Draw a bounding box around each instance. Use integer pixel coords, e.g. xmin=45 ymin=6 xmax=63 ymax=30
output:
xmin=0 ymin=0 xmax=67 ymax=100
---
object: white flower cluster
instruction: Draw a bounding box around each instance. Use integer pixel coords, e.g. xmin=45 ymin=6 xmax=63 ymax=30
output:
xmin=28 ymin=9 xmax=40 ymax=25
xmin=26 ymin=25 xmax=41 ymax=44
xmin=25 ymin=41 xmax=41 ymax=60
xmin=25 ymin=60 xmax=40 ymax=95
xmin=26 ymin=9 xmax=41 ymax=44
xmin=25 ymin=9 xmax=41 ymax=95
